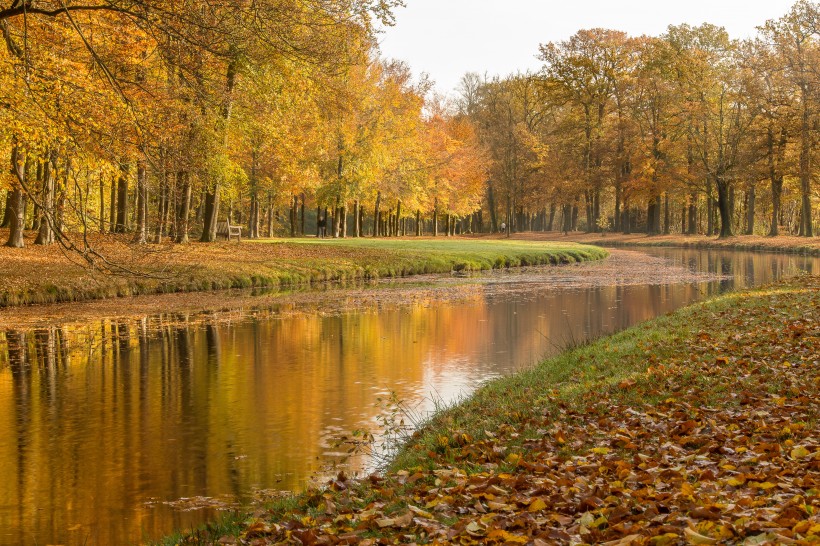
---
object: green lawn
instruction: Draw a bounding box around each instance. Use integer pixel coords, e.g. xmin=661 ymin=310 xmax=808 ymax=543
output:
xmin=249 ymin=237 xmax=608 ymax=274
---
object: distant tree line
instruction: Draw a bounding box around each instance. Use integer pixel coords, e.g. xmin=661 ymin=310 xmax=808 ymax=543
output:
xmin=463 ymin=1 xmax=820 ymax=238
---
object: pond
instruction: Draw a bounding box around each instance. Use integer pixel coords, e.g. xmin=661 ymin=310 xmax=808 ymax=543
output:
xmin=0 ymin=247 xmax=816 ymax=545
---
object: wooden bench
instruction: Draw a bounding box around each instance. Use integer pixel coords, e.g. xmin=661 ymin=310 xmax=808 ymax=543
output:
xmin=216 ymin=221 xmax=242 ymax=241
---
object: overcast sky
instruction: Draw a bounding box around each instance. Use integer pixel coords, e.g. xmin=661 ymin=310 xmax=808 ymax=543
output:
xmin=377 ymin=0 xmax=798 ymax=95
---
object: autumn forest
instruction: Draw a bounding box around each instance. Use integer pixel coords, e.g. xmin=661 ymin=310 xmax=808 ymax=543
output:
xmin=0 ymin=0 xmax=818 ymax=257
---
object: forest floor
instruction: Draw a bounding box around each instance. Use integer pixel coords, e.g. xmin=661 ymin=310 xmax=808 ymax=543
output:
xmin=507 ymin=231 xmax=820 ymax=255
xmin=161 ymin=272 xmax=820 ymax=546
xmin=0 ymin=231 xmax=605 ymax=307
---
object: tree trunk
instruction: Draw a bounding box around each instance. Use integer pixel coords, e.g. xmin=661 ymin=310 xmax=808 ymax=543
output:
xmin=115 ymin=162 xmax=129 ymax=233
xmin=35 ymin=151 xmax=57 ymax=245
xmin=433 ymin=197 xmax=438 ymax=236
xmin=716 ymin=178 xmax=734 ymax=238
xmin=175 ymin=171 xmax=192 ymax=244
xmin=109 ymin=173 xmax=117 ymax=232
xmin=6 ymin=146 xmax=27 ymax=248
xmin=155 ymin=172 xmax=170 ymax=243
xmin=395 ymin=199 xmax=402 ymax=238
xmin=200 ymin=188 xmax=220 ymax=242
xmin=266 ymin=191 xmax=273 ymax=236
xmin=687 ymin=193 xmax=698 ymax=235
xmin=5 ymin=186 xmax=24 ymax=248
xmin=340 ymin=204 xmax=347 ymax=238
xmin=746 ymin=185 xmax=755 ymax=235
xmin=487 ymin=182 xmax=498 ymax=232
xmin=289 ymin=195 xmax=297 ymax=237
xmin=373 ymin=191 xmax=381 ymax=237
xmin=133 ymin=161 xmax=147 ymax=244
xmin=98 ymin=174 xmax=106 ymax=234
xmin=799 ymin=91 xmax=813 ymax=237
xmin=300 ymin=193 xmax=306 ymax=236
xmin=353 ymin=200 xmax=359 ymax=237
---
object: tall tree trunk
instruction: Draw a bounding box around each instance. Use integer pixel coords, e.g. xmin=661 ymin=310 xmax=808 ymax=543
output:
xmin=35 ymin=150 xmax=56 ymax=245
xmin=0 ymin=191 xmax=12 ymax=228
xmin=155 ymin=172 xmax=169 ymax=243
xmin=687 ymin=192 xmax=698 ymax=235
xmin=487 ymin=181 xmax=498 ymax=232
xmin=289 ymin=195 xmax=297 ymax=237
xmin=416 ymin=209 xmax=421 ymax=236
xmin=98 ymin=173 xmax=106 ymax=234
xmin=432 ymin=197 xmax=438 ymax=237
xmin=5 ymin=185 xmax=24 ymax=248
xmin=506 ymin=195 xmax=512 ymax=236
xmin=133 ymin=160 xmax=147 ymax=244
xmin=562 ymin=204 xmax=571 ymax=233
xmin=353 ymin=200 xmax=359 ymax=237
xmin=175 ymin=171 xmax=192 ymax=244
xmin=201 ymin=53 xmax=238 ymax=243
xmin=200 ymin=188 xmax=220 ymax=242
xmin=373 ymin=191 xmax=381 ymax=237
xmin=746 ymin=185 xmax=755 ymax=235
xmin=115 ymin=162 xmax=129 ymax=233
xmin=266 ymin=191 xmax=273 ymax=236
xmin=300 ymin=193 xmax=306 ymax=236
xmin=6 ymin=146 xmax=27 ymax=248
xmin=716 ymin=177 xmax=734 ymax=238
xmin=706 ymin=180 xmax=715 ymax=236
xmin=548 ymin=204 xmax=556 ymax=231
xmin=799 ymin=89 xmax=813 ymax=237
xmin=109 ymin=173 xmax=117 ymax=232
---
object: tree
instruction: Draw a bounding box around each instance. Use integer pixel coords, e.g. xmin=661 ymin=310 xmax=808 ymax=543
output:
xmin=761 ymin=1 xmax=820 ymax=236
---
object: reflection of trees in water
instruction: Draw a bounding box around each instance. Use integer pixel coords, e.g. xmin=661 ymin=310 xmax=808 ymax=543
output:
xmin=7 ymin=330 xmax=30 ymax=546
xmin=0 ymin=249 xmax=818 ymax=545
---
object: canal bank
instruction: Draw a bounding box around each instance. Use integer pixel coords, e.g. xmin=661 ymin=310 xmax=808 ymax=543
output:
xmin=509 ymin=231 xmax=820 ymax=256
xmin=0 ymin=236 xmax=605 ymax=307
xmin=162 ymin=270 xmax=820 ymax=545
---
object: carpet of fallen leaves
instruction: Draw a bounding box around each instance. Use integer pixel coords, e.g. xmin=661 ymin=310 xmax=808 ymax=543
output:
xmin=172 ymin=275 xmax=820 ymax=546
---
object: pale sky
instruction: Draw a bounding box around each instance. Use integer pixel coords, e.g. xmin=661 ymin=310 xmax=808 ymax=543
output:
xmin=378 ymin=0 xmax=798 ymax=95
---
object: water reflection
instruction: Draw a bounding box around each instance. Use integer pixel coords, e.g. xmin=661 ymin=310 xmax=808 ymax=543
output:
xmin=0 ymin=248 xmax=816 ymax=545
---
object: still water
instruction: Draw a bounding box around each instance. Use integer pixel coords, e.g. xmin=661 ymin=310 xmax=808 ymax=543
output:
xmin=0 ymin=248 xmax=816 ymax=545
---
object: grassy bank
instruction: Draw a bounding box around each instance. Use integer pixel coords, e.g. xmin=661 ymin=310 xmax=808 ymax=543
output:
xmin=0 ymin=233 xmax=606 ymax=307
xmin=511 ymin=231 xmax=820 ymax=256
xmin=163 ymin=273 xmax=820 ymax=545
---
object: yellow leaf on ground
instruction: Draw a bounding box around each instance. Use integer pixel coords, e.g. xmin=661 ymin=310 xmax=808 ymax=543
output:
xmin=684 ymin=527 xmax=718 ymax=544
xmin=791 ymin=446 xmax=811 ymax=459
xmin=528 ymin=498 xmax=547 ymax=512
